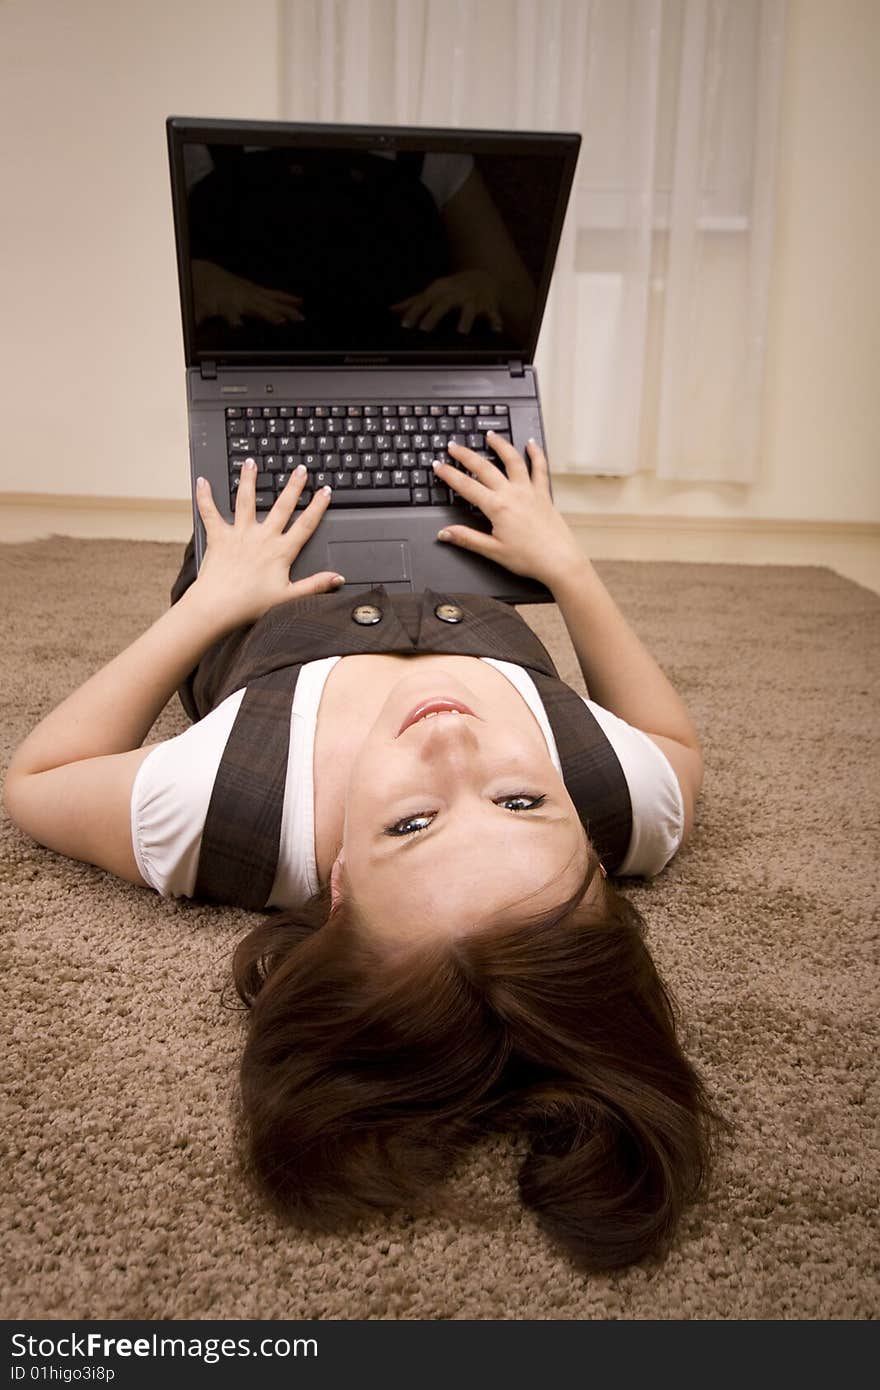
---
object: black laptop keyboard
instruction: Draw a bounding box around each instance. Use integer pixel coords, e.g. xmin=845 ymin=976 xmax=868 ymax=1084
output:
xmin=225 ymin=402 xmax=513 ymax=513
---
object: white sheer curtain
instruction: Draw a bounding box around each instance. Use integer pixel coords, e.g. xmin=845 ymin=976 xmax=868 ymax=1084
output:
xmin=280 ymin=0 xmax=786 ymax=483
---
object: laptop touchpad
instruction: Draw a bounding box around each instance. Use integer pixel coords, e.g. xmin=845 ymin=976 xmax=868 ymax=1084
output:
xmin=327 ymin=539 xmax=411 ymax=584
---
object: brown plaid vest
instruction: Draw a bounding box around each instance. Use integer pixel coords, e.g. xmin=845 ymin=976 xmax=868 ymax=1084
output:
xmin=173 ymin=583 xmax=633 ymax=908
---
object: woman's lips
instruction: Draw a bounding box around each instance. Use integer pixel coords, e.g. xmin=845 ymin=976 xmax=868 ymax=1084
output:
xmin=396 ymin=698 xmax=478 ymax=737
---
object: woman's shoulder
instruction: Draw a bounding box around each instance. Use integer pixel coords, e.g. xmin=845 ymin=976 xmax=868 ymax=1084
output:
xmin=582 ymin=702 xmax=688 ymax=875
xmin=479 ymin=660 xmax=686 ymax=877
xmin=130 ymin=687 xmax=250 ymax=896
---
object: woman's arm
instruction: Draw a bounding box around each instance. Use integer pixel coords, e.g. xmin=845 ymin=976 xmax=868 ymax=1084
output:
xmin=2 ymin=745 xmax=161 ymax=887
xmin=433 ymin=436 xmax=704 ymax=841
xmin=549 ymin=559 xmax=702 ymax=752
xmin=1 ymin=588 xmax=232 ymax=885
xmin=4 ymin=586 xmax=231 ymax=783
xmin=2 ymin=465 xmax=341 ymax=881
xmin=1 ymin=587 xmax=229 ymax=887
xmin=549 ymin=561 xmax=703 ymax=842
xmin=435 ymin=438 xmax=702 ymax=751
xmin=4 ymin=465 xmax=341 ymax=782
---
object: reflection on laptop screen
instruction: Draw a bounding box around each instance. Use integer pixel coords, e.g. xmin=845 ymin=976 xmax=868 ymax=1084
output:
xmin=180 ymin=140 xmax=569 ymax=359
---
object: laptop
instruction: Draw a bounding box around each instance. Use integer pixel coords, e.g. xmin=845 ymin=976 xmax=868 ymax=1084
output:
xmin=166 ymin=117 xmax=581 ymax=602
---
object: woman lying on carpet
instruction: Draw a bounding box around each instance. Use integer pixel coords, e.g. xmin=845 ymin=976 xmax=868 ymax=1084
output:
xmin=3 ymin=435 xmax=724 ymax=1272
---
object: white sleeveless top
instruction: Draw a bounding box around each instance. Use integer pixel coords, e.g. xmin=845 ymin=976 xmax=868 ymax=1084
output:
xmin=131 ymin=656 xmax=685 ymax=905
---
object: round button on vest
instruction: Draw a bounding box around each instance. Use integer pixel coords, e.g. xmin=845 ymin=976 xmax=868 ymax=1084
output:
xmin=434 ymin=602 xmax=464 ymax=624
xmin=352 ymin=603 xmax=382 ymax=625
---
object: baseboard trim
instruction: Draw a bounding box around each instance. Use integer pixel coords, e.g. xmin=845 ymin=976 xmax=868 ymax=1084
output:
xmin=1 ymin=491 xmax=876 ymax=532
xmin=1 ymin=494 xmax=877 ymax=591
xmin=0 ymin=494 xmax=195 ymax=546
xmin=561 ymin=511 xmax=880 ymax=593
xmin=0 ymin=492 xmax=192 ymax=514
xmin=564 ymin=512 xmax=879 ymax=537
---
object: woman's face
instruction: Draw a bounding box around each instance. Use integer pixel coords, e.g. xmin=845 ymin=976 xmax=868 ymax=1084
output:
xmin=330 ymin=666 xmax=590 ymax=940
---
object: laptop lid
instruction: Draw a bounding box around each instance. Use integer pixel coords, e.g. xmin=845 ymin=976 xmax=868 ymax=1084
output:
xmin=166 ymin=117 xmax=581 ymax=374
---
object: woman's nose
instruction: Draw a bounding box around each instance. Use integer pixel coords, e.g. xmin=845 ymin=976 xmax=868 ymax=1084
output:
xmin=416 ymin=712 xmax=479 ymax=760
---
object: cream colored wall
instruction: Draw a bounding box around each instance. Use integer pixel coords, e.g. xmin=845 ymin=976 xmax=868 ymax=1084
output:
xmin=0 ymin=0 xmax=279 ymax=503
xmin=1 ymin=0 xmax=878 ymax=525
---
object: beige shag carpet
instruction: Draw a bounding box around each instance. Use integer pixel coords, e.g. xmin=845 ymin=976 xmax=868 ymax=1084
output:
xmin=1 ymin=536 xmax=878 ymax=1321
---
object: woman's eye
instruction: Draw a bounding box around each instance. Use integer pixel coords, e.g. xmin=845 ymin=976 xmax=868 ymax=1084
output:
xmin=385 ymin=812 xmax=436 ymax=837
xmin=384 ymin=794 xmax=546 ymax=837
xmin=499 ymin=793 xmax=546 ymax=812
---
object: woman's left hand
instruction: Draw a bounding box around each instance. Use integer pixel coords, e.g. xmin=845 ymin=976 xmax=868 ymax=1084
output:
xmin=191 ymin=462 xmax=344 ymax=629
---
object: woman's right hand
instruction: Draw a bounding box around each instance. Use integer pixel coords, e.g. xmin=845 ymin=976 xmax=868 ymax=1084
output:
xmin=432 ymin=434 xmax=585 ymax=589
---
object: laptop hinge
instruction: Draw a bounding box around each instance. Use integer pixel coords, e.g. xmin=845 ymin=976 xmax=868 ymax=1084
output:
xmin=200 ymin=360 xmax=218 ymax=380
xmin=508 ymin=359 xmax=525 ymax=378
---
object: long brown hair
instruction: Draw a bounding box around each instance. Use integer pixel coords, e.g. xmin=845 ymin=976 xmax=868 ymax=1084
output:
xmin=231 ymin=845 xmax=727 ymax=1272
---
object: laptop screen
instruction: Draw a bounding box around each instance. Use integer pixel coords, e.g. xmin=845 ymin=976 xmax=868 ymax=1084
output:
xmin=167 ymin=120 xmax=580 ymax=369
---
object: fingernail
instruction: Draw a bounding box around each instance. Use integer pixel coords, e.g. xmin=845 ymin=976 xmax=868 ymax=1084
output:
xmin=295 ymin=463 xmax=306 ymax=476
xmin=332 ymin=574 xmax=345 ymax=586
xmin=432 ymin=461 xmax=443 ymax=471
xmin=245 ymin=458 xmax=256 ymax=470
xmin=196 ymin=476 xmax=206 ymax=488
xmin=322 ymin=485 xmax=332 ymax=495
xmin=437 ymin=529 xmax=451 ymax=541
